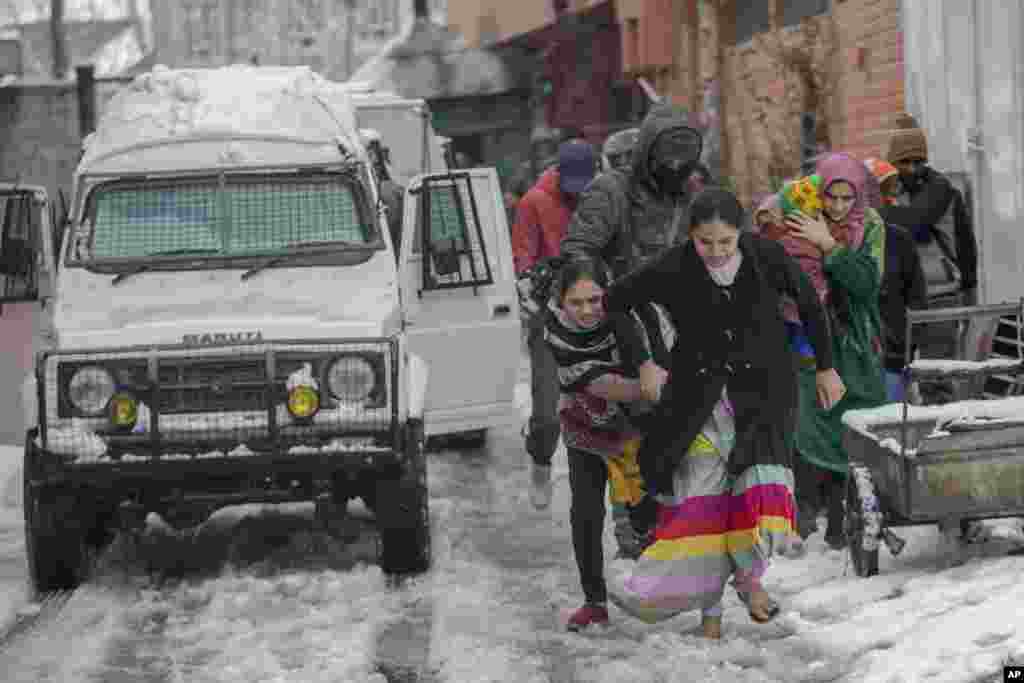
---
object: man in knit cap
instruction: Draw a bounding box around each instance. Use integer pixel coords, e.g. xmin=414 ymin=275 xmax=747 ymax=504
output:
xmin=877 ymin=114 xmax=978 ymax=306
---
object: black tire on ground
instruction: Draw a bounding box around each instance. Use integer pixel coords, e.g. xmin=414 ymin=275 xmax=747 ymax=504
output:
xmin=845 ymin=466 xmax=880 ymax=577
xmin=450 ymin=429 xmax=488 ymax=449
xmin=24 ymin=482 xmax=91 ymax=594
xmin=425 ymin=429 xmax=488 ymax=452
xmin=376 ymin=421 xmax=431 ymax=575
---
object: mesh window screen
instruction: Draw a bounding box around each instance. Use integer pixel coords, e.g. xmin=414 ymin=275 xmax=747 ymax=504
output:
xmin=92 ymin=186 xmax=221 ymax=258
xmin=88 ymin=177 xmax=368 ymax=259
xmin=226 ymin=181 xmax=366 ymax=251
xmin=429 ymin=185 xmax=468 ymax=245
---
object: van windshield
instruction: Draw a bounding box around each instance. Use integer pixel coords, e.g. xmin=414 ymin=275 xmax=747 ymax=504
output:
xmin=70 ymin=173 xmax=377 ymax=263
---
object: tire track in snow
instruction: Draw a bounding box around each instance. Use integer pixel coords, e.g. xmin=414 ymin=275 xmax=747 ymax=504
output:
xmin=427 ymin=436 xmax=586 ymax=683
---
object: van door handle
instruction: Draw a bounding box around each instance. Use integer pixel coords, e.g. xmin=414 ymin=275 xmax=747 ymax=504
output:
xmin=493 ymin=304 xmax=512 ymax=316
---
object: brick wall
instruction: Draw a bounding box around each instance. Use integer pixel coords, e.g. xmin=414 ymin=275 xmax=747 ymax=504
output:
xmin=617 ymin=0 xmax=905 ymax=205
xmin=832 ymin=0 xmax=905 ymax=161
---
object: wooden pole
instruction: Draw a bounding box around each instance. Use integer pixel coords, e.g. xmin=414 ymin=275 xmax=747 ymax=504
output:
xmin=75 ymin=64 xmax=95 ymax=137
xmin=50 ymin=0 xmax=67 ymax=79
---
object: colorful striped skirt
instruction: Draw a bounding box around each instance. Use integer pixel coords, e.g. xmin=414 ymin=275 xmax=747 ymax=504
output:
xmin=610 ymin=435 xmax=797 ymax=624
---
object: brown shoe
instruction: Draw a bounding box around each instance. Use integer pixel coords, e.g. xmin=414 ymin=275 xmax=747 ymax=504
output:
xmin=701 ymin=615 xmax=723 ymax=640
xmin=739 ymin=589 xmax=780 ymax=623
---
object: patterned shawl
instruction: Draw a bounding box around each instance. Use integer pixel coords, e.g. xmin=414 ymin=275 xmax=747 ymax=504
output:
xmin=544 ymin=299 xmax=675 ymax=457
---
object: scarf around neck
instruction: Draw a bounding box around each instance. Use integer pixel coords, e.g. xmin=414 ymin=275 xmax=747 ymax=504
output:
xmin=706 ymin=250 xmax=743 ymax=287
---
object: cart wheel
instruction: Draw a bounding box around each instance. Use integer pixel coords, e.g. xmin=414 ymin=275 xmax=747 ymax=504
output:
xmin=846 ymin=465 xmax=881 ymax=577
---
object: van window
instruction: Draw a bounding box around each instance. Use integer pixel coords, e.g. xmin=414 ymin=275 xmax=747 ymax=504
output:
xmin=0 ymin=191 xmax=40 ymax=301
xmin=80 ymin=174 xmax=373 ymax=261
xmin=413 ymin=174 xmax=494 ymax=291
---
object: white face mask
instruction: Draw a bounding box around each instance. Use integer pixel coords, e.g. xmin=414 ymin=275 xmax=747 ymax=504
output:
xmin=706 ymin=251 xmax=742 ymax=286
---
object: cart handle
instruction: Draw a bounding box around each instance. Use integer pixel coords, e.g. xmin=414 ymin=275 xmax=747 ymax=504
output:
xmin=906 ymin=300 xmax=1024 ymax=326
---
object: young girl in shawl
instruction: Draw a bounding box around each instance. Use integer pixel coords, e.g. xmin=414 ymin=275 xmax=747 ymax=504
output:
xmin=782 ymin=153 xmax=888 ymax=548
xmin=543 ymin=256 xmax=674 ymax=632
xmin=605 ymin=189 xmax=844 ymax=638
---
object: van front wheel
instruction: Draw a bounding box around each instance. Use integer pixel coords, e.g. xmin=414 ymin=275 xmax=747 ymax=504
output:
xmin=24 ymin=483 xmax=91 ymax=594
xmin=376 ymin=421 xmax=430 ymax=575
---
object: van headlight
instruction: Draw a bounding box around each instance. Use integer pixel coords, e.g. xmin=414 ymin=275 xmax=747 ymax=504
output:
xmin=68 ymin=365 xmax=116 ymax=416
xmin=326 ymin=356 xmax=376 ymax=402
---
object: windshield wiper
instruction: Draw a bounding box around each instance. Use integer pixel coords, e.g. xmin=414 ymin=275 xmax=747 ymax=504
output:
xmin=240 ymin=240 xmax=376 ymax=281
xmin=110 ymin=248 xmax=222 ymax=286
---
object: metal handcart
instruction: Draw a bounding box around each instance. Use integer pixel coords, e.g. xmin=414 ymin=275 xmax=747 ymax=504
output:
xmin=842 ymin=300 xmax=1024 ymax=576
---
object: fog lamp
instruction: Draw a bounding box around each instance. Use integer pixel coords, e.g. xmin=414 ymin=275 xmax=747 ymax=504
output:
xmin=109 ymin=393 xmax=138 ymax=428
xmin=288 ymin=386 xmax=320 ymax=419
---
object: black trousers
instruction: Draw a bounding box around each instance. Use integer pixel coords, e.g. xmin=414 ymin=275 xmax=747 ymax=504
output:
xmin=568 ymin=447 xmax=608 ymax=605
xmin=526 ymin=312 xmax=561 ymax=466
xmin=793 ymin=452 xmax=845 ymax=538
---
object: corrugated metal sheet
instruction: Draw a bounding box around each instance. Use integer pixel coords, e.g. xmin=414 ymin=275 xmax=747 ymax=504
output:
xmin=902 ymin=0 xmax=1024 ymax=305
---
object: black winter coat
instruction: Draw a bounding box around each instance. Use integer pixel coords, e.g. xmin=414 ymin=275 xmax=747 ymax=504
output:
xmin=605 ymin=233 xmax=834 ymax=495
xmin=880 ymin=223 xmax=928 ymax=372
xmin=877 ymin=167 xmax=978 ymax=291
xmin=561 ymin=103 xmax=701 ymax=277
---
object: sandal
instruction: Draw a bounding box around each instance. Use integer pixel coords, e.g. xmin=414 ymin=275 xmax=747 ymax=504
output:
xmin=701 ymin=615 xmax=723 ymax=640
xmin=737 ymin=589 xmax=780 ymax=624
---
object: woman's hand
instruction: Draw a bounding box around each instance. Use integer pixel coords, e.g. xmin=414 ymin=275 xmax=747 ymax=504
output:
xmin=785 ymin=212 xmax=837 ymax=254
xmin=815 ymin=368 xmax=846 ymax=410
xmin=639 ymin=361 xmax=669 ymax=403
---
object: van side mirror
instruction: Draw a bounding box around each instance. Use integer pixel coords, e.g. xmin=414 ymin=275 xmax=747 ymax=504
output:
xmin=0 ymin=191 xmax=42 ymax=305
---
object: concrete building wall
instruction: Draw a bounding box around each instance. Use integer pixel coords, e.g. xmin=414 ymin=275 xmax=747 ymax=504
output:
xmin=447 ymin=0 xmax=607 ymax=47
xmin=149 ymin=0 xmax=447 ymax=81
xmin=0 ymin=82 xmax=81 ymax=202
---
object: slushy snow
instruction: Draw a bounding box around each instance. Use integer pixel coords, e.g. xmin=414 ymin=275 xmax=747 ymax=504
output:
xmin=3 ymin=372 xmax=1024 ymax=681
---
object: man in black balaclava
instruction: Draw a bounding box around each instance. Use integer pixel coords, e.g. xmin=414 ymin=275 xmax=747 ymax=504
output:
xmin=561 ymin=103 xmax=704 ymax=277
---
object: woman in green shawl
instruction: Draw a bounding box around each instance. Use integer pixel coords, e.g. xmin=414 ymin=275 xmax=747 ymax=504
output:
xmin=780 ymin=153 xmax=888 ymax=548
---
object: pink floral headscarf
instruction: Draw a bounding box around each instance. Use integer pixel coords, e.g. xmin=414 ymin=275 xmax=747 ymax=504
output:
xmin=815 ymin=153 xmax=880 ymax=252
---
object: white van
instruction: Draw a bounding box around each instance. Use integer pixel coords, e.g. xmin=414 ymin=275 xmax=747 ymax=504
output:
xmin=7 ymin=65 xmax=521 ymax=593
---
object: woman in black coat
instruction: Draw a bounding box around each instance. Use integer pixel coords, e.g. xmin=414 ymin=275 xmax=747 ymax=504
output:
xmin=605 ymin=188 xmax=845 ymax=623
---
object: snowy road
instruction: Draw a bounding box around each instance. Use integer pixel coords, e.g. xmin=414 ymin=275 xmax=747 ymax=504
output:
xmin=2 ymin=383 xmax=1024 ymax=680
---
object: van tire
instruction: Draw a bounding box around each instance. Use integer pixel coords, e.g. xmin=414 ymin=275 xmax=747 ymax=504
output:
xmin=455 ymin=429 xmax=488 ymax=449
xmin=428 ymin=429 xmax=488 ymax=451
xmin=24 ymin=482 xmax=91 ymax=594
xmin=376 ymin=421 xmax=430 ymax=575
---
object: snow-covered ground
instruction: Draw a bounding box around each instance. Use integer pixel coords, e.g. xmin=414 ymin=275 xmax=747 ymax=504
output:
xmin=1 ymin=378 xmax=1024 ymax=681
xmin=0 ymin=443 xmax=27 ymax=637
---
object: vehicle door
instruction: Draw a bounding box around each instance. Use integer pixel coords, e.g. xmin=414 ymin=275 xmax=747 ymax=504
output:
xmin=398 ymin=168 xmax=521 ymax=436
xmin=0 ymin=187 xmax=57 ymax=444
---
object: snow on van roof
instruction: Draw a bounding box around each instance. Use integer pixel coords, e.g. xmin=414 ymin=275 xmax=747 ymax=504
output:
xmin=80 ymin=64 xmax=363 ymax=169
